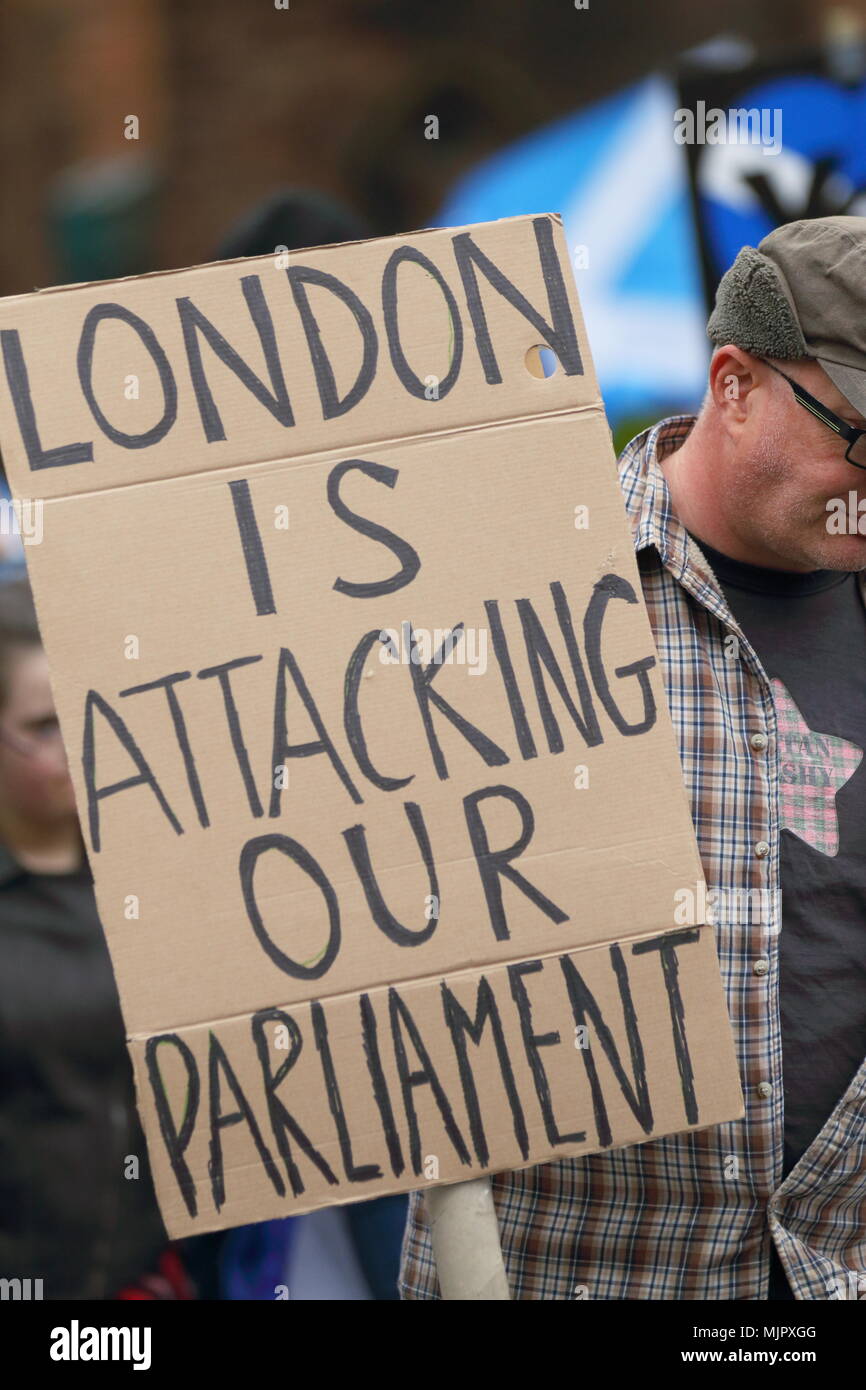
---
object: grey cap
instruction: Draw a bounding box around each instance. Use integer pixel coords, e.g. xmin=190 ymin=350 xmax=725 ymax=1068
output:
xmin=707 ymin=215 xmax=866 ymax=417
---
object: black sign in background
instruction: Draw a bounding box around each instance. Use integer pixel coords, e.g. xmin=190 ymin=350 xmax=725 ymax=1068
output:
xmin=677 ymin=45 xmax=866 ymax=312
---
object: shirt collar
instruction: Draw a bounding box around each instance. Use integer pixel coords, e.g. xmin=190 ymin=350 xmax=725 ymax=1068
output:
xmin=618 ymin=413 xmax=736 ymax=617
xmin=618 ymin=413 xmax=705 ymax=579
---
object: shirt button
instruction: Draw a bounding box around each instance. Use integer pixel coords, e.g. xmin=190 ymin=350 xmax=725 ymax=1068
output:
xmin=753 ymin=958 xmax=769 ymax=976
xmin=756 ymin=1082 xmax=773 ymax=1099
xmin=755 ymin=840 xmax=770 ymax=858
xmin=750 ymin=732 xmax=768 ymax=751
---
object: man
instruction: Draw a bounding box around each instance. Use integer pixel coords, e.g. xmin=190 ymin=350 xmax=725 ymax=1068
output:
xmin=399 ymin=216 xmax=866 ymax=1300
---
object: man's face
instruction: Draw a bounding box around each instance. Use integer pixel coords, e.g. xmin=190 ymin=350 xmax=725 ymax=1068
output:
xmin=733 ymin=355 xmax=866 ymax=571
xmin=0 ymin=644 xmax=76 ymax=826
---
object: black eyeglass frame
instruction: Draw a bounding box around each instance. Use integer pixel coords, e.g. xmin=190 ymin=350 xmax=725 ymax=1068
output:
xmin=760 ymin=359 xmax=866 ymax=470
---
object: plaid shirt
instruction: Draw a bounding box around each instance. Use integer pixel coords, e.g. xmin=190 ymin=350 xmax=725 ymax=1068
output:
xmin=398 ymin=414 xmax=866 ymax=1301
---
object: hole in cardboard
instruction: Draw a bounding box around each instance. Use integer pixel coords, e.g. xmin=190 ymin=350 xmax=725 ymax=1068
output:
xmin=524 ymin=344 xmax=559 ymax=379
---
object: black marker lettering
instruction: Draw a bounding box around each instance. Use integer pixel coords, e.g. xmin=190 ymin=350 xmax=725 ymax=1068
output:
xmin=388 ymin=985 xmax=471 ymax=1176
xmin=119 ymin=671 xmax=208 ymax=829
xmin=311 ymin=1001 xmax=382 ymax=1183
xmin=508 ymin=960 xmax=586 ymax=1146
xmin=584 ymin=574 xmax=657 ymax=736
xmin=440 ymin=975 xmax=529 ymax=1165
xmin=144 ymin=1034 xmax=200 ymax=1218
xmin=207 ymin=1031 xmax=285 ymax=1211
xmin=559 ymin=947 xmax=652 ymax=1148
xmin=228 ymin=479 xmax=277 ymax=617
xmin=270 ymin=645 xmax=362 ymax=813
xmin=381 ymin=246 xmax=463 ymax=399
xmin=287 ymin=266 xmax=377 ymax=419
xmin=452 ymin=216 xmax=583 ymax=384
xmin=77 ymin=304 xmax=177 ymax=448
xmin=485 ymin=597 xmax=536 ymax=759
xmin=408 ymin=622 xmax=508 ymax=779
xmin=632 ymin=929 xmax=700 ymax=1124
xmin=327 ymin=458 xmax=420 ymax=599
xmin=464 ymin=784 xmax=569 ymax=941
xmin=197 ymin=654 xmax=265 ymax=817
xmin=343 ymin=629 xmax=413 ymax=791
xmin=343 ymin=801 xmax=439 ymax=947
xmin=359 ymin=993 xmax=404 ymax=1178
xmin=82 ymin=689 xmax=182 ymax=853
xmin=240 ymin=833 xmax=341 ymax=980
xmin=517 ymin=587 xmax=602 ymax=752
xmin=177 ymin=276 xmax=294 ymax=442
xmin=251 ymin=1008 xmax=339 ymax=1196
xmin=0 ymin=329 xmax=93 ymax=470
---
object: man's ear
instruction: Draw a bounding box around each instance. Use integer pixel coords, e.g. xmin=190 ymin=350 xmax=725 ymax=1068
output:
xmin=707 ymin=346 xmax=761 ymax=427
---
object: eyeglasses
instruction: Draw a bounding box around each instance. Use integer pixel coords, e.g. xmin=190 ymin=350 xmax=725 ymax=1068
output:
xmin=761 ymin=359 xmax=866 ymax=470
xmin=0 ymin=715 xmax=66 ymax=762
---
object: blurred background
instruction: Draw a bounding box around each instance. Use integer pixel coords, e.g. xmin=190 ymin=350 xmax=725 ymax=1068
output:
xmin=1 ymin=0 xmax=866 ymax=438
xmin=1 ymin=0 xmax=866 ymax=1301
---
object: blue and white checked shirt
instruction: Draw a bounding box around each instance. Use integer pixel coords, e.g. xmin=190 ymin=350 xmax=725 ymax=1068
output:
xmin=398 ymin=414 xmax=866 ymax=1301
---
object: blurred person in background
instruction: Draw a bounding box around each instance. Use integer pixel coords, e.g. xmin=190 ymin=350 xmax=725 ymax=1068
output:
xmin=0 ymin=577 xmax=193 ymax=1299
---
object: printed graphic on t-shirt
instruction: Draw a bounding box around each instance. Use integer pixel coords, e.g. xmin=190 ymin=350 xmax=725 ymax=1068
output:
xmin=772 ymin=678 xmax=863 ymax=856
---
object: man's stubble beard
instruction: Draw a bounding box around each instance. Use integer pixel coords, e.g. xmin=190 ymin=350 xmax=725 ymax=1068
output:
xmin=742 ymin=419 xmax=866 ymax=570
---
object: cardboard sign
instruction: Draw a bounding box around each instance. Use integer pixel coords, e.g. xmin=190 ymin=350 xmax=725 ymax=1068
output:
xmin=0 ymin=214 xmax=743 ymax=1237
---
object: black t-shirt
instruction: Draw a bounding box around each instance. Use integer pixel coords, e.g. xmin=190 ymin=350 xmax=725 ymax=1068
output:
xmin=687 ymin=533 xmax=866 ymax=1301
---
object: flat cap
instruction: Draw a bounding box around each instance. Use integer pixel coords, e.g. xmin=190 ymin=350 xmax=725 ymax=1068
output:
xmin=707 ymin=215 xmax=866 ymax=416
